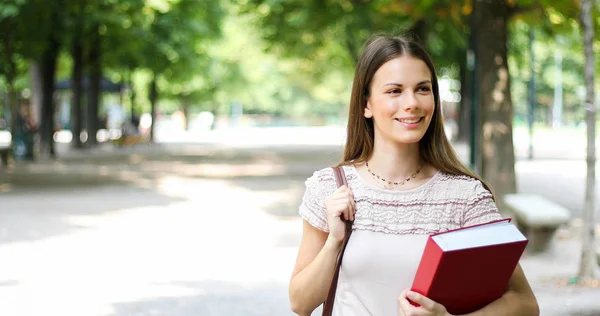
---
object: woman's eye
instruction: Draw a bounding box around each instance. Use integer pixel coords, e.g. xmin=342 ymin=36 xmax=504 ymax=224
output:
xmin=418 ymin=86 xmax=431 ymax=92
xmin=388 ymin=89 xmax=401 ymax=94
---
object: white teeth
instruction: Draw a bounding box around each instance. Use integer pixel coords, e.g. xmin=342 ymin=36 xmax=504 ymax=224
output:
xmin=397 ymin=118 xmax=421 ymax=124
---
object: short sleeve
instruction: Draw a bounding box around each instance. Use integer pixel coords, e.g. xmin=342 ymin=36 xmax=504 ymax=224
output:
xmin=298 ymin=168 xmax=337 ymax=232
xmin=461 ymin=180 xmax=503 ymax=227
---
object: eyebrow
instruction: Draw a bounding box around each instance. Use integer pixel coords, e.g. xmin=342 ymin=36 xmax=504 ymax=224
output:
xmin=383 ymin=80 xmax=432 ymax=87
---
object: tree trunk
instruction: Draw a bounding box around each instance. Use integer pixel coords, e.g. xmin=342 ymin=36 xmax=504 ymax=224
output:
xmin=578 ymin=0 xmax=599 ymax=280
xmin=39 ymin=38 xmax=60 ymax=159
xmin=86 ymin=25 xmax=102 ymax=146
xmin=29 ymin=63 xmax=43 ymax=129
xmin=182 ymin=94 xmax=191 ymax=131
xmin=1 ymin=20 xmax=19 ymax=157
xmin=6 ymin=85 xmax=17 ymax=153
xmin=128 ymin=67 xmax=136 ymax=116
xmin=71 ymin=16 xmax=84 ymax=149
xmin=210 ymin=98 xmax=219 ymax=130
xmin=473 ymin=0 xmax=517 ymax=205
xmin=149 ymin=73 xmax=158 ymax=142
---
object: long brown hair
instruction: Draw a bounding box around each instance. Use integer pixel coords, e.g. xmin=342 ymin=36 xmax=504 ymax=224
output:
xmin=341 ymin=34 xmax=494 ymax=196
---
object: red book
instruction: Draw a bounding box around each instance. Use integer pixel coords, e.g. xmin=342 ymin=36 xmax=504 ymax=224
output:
xmin=410 ymin=219 xmax=528 ymax=315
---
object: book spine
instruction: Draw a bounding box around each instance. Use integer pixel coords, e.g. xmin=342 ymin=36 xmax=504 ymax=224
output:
xmin=411 ymin=237 xmax=444 ymax=297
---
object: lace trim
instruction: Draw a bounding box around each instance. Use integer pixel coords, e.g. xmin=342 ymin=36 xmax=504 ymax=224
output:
xmin=298 ymin=166 xmax=501 ymax=235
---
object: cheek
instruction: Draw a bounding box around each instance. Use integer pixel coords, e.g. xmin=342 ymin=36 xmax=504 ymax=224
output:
xmin=372 ymin=98 xmax=397 ymax=115
xmin=423 ymin=98 xmax=435 ymax=114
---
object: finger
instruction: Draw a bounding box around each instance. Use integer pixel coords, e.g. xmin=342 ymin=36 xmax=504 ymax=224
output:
xmin=347 ymin=202 xmax=354 ymax=222
xmin=332 ymin=202 xmax=348 ymax=220
xmin=397 ymin=290 xmax=417 ymax=314
xmin=335 ymin=204 xmax=348 ymax=219
xmin=343 ymin=205 xmax=352 ymax=222
xmin=331 ymin=192 xmax=351 ymax=202
xmin=345 ymin=190 xmax=355 ymax=221
xmin=407 ymin=291 xmax=435 ymax=310
xmin=337 ymin=185 xmax=348 ymax=192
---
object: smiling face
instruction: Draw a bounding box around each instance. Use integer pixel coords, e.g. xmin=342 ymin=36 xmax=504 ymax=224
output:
xmin=364 ymin=55 xmax=435 ymax=147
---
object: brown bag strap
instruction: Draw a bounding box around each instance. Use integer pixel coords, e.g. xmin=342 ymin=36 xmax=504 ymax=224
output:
xmin=322 ymin=166 xmax=353 ymax=316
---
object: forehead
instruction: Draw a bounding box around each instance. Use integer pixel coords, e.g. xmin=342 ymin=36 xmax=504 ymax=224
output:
xmin=371 ymin=56 xmax=431 ymax=86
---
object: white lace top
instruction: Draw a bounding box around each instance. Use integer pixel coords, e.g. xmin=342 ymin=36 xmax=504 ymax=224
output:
xmin=298 ymin=165 xmax=502 ymax=316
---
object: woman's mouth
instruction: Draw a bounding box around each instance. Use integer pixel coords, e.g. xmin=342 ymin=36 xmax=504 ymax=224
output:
xmin=395 ymin=117 xmax=423 ymax=128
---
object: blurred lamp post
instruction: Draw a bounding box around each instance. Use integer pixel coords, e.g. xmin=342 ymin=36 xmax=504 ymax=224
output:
xmin=468 ymin=11 xmax=480 ymax=175
xmin=552 ymin=40 xmax=563 ymax=129
xmin=527 ymin=28 xmax=536 ymax=160
xmin=578 ymin=0 xmax=599 ymax=280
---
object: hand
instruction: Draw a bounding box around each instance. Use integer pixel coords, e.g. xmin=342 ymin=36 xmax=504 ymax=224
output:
xmin=398 ymin=289 xmax=452 ymax=316
xmin=324 ymin=185 xmax=355 ymax=243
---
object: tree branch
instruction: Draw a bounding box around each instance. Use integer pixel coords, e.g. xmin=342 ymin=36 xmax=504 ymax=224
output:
xmin=509 ymin=2 xmax=544 ymax=17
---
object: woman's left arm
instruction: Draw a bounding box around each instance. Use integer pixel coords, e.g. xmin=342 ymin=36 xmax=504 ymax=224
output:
xmin=461 ymin=263 xmax=539 ymax=316
xmin=398 ymin=180 xmax=540 ymax=316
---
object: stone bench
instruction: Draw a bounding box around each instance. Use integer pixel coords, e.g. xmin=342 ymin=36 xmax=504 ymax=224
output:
xmin=503 ymin=193 xmax=571 ymax=253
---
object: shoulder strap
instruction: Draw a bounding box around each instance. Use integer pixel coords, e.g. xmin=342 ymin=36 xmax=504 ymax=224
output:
xmin=322 ymin=166 xmax=354 ymax=316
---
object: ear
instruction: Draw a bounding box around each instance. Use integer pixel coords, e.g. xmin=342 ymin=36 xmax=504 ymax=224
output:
xmin=364 ymin=99 xmax=373 ymax=118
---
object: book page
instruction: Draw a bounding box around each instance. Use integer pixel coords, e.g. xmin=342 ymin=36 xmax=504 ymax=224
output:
xmin=432 ymin=222 xmax=526 ymax=251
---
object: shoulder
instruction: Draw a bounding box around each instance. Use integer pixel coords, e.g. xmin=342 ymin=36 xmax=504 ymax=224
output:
xmin=303 ymin=166 xmax=341 ymax=196
xmin=306 ymin=166 xmax=336 ymax=182
xmin=434 ymin=172 xmax=492 ymax=201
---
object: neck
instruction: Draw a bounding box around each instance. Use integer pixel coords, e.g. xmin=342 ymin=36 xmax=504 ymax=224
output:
xmin=367 ymin=141 xmax=422 ymax=180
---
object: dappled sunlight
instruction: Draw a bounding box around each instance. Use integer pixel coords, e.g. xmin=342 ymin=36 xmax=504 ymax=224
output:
xmin=0 ymin=0 xmax=597 ymax=311
xmin=483 ymin=121 xmax=511 ymax=140
xmin=138 ymin=161 xmax=287 ymax=179
xmin=0 ymin=161 xmax=304 ymax=315
xmin=3 ymin=141 xmax=600 ymax=314
xmin=0 ymin=183 xmax=12 ymax=192
xmin=492 ymin=63 xmax=509 ymax=109
xmin=155 ymin=126 xmax=347 ymax=147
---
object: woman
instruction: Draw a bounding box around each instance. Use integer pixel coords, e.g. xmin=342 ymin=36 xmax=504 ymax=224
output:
xmin=288 ymin=34 xmax=539 ymax=316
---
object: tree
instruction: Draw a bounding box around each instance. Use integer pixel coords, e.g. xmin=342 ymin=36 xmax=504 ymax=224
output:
xmin=37 ymin=0 xmax=65 ymax=158
xmin=69 ymin=0 xmax=85 ymax=149
xmin=101 ymin=0 xmax=147 ymax=117
xmin=86 ymin=22 xmax=102 ymax=146
xmin=0 ymin=0 xmax=29 ymax=157
xmin=468 ymin=0 xmax=584 ymax=205
xmin=578 ymin=0 xmax=599 ymax=281
xmin=0 ymin=11 xmax=20 ymax=153
xmin=135 ymin=0 xmax=223 ymax=141
xmin=470 ymin=0 xmax=517 ymax=205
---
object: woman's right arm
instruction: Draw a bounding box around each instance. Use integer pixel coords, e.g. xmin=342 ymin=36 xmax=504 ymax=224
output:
xmin=289 ymin=185 xmax=355 ymax=316
xmin=288 ymin=222 xmax=342 ymax=316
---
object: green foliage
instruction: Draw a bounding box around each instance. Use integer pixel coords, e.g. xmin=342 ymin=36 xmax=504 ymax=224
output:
xmin=2 ymin=0 xmax=599 ymax=127
xmin=508 ymin=0 xmax=600 ymax=128
xmin=196 ymin=11 xmax=350 ymax=121
xmin=232 ymin=0 xmax=476 ymax=121
xmin=0 ymin=0 xmax=26 ymax=20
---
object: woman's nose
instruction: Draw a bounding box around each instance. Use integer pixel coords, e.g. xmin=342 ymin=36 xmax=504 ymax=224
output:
xmin=402 ymin=91 xmax=420 ymax=111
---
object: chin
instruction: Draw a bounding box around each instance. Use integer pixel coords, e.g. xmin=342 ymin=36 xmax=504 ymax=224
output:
xmin=394 ymin=136 xmax=424 ymax=145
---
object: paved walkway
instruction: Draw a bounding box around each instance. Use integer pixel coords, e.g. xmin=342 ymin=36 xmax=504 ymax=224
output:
xmin=0 ymin=140 xmax=599 ymax=315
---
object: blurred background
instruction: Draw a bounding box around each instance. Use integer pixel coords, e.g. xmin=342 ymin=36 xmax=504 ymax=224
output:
xmin=0 ymin=0 xmax=599 ymax=315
